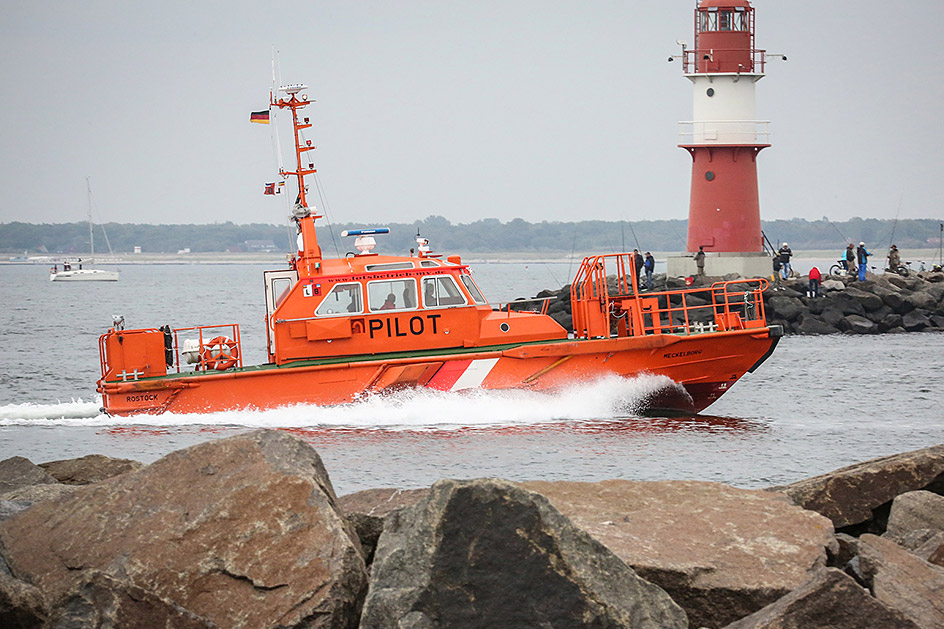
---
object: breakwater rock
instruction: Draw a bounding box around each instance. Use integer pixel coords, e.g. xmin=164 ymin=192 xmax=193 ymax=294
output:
xmin=532 ymin=270 xmax=944 ymax=335
xmin=2 ymin=434 xmax=943 ymax=628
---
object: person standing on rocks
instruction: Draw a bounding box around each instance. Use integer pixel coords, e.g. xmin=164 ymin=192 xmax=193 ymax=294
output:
xmin=887 ymin=244 xmax=901 ymax=273
xmin=808 ymin=265 xmax=821 ymax=298
xmin=856 ymin=242 xmax=871 ymax=281
xmin=844 ymin=243 xmax=856 ymax=276
xmin=633 ymin=249 xmax=644 ymax=283
xmin=771 ymin=256 xmax=783 ymax=290
xmin=644 ymin=252 xmax=655 ymax=290
xmin=778 ymin=242 xmax=793 ymax=279
xmin=694 ymin=246 xmax=706 ymax=276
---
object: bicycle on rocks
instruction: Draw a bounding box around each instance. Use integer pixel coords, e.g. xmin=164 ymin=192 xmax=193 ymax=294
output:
xmin=828 ymin=260 xmax=851 ymax=276
xmin=893 ymin=261 xmax=925 ymax=277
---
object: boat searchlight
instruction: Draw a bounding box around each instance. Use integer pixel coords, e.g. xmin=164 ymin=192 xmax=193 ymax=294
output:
xmin=341 ymin=228 xmax=390 ymax=255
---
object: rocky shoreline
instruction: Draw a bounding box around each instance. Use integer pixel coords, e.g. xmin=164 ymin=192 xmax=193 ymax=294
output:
xmin=1 ymin=432 xmax=942 ymax=628
xmin=536 ymin=270 xmax=944 ymax=335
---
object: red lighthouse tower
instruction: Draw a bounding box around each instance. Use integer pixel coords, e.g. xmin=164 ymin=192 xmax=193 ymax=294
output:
xmin=669 ymin=0 xmax=781 ymax=278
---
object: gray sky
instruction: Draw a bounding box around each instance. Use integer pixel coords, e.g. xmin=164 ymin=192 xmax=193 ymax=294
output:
xmin=1 ymin=1 xmax=942 ymax=227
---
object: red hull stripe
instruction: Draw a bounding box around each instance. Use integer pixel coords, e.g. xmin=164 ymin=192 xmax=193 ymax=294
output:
xmin=425 ymin=359 xmax=472 ymax=391
xmin=425 ymin=358 xmax=499 ymax=392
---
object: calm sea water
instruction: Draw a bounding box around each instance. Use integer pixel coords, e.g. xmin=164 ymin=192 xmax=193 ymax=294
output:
xmin=1 ymin=262 xmax=941 ymax=495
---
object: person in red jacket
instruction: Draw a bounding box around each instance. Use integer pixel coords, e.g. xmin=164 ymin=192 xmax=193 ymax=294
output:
xmin=808 ymin=266 xmax=822 ymax=298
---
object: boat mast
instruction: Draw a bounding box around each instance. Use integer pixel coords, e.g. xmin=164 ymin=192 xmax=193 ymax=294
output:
xmin=272 ymin=85 xmax=322 ymax=277
xmin=86 ymin=176 xmax=94 ymax=258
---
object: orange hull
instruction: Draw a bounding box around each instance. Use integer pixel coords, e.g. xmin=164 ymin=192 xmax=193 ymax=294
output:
xmin=96 ymin=83 xmax=782 ymax=418
xmin=99 ymin=327 xmax=779 ymax=416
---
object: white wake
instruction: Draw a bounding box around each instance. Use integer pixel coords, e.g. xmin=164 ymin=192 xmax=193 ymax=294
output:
xmin=0 ymin=374 xmax=684 ymax=429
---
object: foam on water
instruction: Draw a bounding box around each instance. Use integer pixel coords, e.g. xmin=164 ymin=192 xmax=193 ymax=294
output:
xmin=0 ymin=374 xmax=679 ymax=430
xmin=0 ymin=399 xmax=103 ymax=422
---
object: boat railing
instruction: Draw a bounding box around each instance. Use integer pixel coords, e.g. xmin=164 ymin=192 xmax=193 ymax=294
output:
xmin=571 ymin=253 xmax=769 ymax=339
xmin=170 ymin=324 xmax=243 ymax=373
xmin=495 ymin=296 xmax=556 ymax=316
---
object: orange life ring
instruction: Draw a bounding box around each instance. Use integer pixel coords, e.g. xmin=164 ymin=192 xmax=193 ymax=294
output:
xmin=202 ymin=336 xmax=239 ymax=371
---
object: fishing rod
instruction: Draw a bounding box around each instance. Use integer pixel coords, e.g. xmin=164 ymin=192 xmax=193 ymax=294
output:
xmin=670 ymin=221 xmax=687 ymax=250
xmin=823 ymin=216 xmax=849 ymax=245
xmin=626 ymin=220 xmax=642 ymax=251
xmin=761 ymin=230 xmax=777 ymax=256
xmin=887 ymin=192 xmax=903 ymax=250
xmin=566 ymin=230 xmax=577 ymax=282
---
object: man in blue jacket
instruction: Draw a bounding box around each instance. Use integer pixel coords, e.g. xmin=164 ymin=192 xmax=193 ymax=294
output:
xmin=778 ymin=243 xmax=793 ymax=279
xmin=856 ymin=242 xmax=871 ymax=281
xmin=644 ymin=252 xmax=655 ymax=290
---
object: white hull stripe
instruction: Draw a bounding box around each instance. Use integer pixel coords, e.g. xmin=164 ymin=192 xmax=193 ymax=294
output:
xmin=448 ymin=358 xmax=499 ymax=391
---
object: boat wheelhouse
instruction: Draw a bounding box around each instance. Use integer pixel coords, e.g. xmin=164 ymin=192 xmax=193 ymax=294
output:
xmin=96 ymin=83 xmax=780 ymax=416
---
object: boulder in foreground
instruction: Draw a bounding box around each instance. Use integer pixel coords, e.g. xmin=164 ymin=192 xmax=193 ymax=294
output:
xmin=47 ymin=570 xmax=212 ymax=628
xmin=0 ymin=571 xmax=47 ymax=628
xmin=522 ymin=480 xmax=836 ymax=629
xmin=722 ymin=568 xmax=918 ymax=629
xmin=856 ymin=534 xmax=944 ymax=628
xmin=885 ymin=490 xmax=944 ymax=540
xmin=38 ymin=454 xmax=143 ymax=485
xmin=768 ymin=444 xmax=944 ymax=532
xmin=0 ymin=429 xmax=367 ymax=629
xmin=0 ymin=457 xmax=57 ymax=495
xmin=360 ymin=478 xmax=687 ymax=629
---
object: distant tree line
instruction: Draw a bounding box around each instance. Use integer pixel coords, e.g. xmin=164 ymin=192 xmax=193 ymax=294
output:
xmin=1 ymin=217 xmax=941 ymax=255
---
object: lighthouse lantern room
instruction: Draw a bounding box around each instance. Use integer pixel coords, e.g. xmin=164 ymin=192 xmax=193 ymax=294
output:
xmin=666 ymin=0 xmax=780 ymax=279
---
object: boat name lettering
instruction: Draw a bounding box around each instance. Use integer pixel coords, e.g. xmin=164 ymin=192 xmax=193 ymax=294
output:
xmin=125 ymin=394 xmax=159 ymax=402
xmin=663 ymin=349 xmax=703 ymax=359
xmin=368 ymin=314 xmax=442 ymax=339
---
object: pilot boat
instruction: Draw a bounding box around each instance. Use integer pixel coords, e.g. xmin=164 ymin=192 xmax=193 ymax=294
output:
xmin=97 ymin=83 xmax=781 ymax=416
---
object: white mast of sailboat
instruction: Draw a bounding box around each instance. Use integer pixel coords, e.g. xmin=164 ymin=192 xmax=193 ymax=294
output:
xmin=87 ymin=176 xmax=95 ymax=259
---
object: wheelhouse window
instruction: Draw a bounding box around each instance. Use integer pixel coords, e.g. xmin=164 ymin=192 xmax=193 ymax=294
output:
xmin=420 ymin=260 xmax=441 ymax=267
xmin=422 ymin=275 xmax=467 ymax=308
xmin=368 ymin=278 xmax=417 ymax=312
xmin=460 ymin=274 xmax=487 ymax=304
xmin=316 ymin=282 xmax=363 ymax=317
xmin=272 ymin=278 xmax=293 ymax=308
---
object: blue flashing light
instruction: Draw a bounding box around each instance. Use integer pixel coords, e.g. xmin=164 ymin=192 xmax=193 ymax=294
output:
xmin=341 ymin=228 xmax=390 ymax=237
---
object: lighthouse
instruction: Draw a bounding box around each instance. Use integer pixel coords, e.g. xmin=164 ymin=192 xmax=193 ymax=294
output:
xmin=667 ymin=0 xmax=782 ymax=279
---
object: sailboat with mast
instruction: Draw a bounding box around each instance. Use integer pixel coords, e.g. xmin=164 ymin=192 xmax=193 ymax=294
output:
xmin=50 ymin=178 xmax=119 ymax=282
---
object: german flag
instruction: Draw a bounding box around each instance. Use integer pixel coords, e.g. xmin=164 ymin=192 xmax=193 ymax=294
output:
xmin=250 ymin=110 xmax=270 ymax=124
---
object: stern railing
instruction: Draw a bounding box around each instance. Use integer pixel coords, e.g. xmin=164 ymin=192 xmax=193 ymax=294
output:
xmin=571 ymin=253 xmax=768 ymax=339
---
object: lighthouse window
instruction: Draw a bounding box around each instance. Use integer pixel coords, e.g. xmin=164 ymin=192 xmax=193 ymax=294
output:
xmin=705 ymin=171 xmax=715 ymax=181
xmin=700 ymin=10 xmax=718 ymax=32
xmin=706 ymin=88 xmax=715 ymax=97
xmin=700 ymin=8 xmax=746 ymax=32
